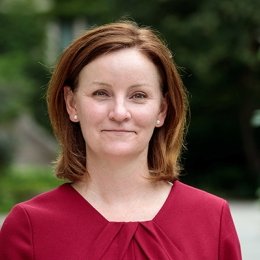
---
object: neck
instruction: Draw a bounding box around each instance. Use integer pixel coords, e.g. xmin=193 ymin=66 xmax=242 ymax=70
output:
xmin=74 ymin=153 xmax=153 ymax=203
xmin=72 ymin=154 xmax=172 ymax=222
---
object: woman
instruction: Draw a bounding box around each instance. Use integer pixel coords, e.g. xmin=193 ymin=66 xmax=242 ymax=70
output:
xmin=0 ymin=21 xmax=241 ymax=259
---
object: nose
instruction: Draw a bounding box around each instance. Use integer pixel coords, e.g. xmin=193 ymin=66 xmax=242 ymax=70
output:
xmin=108 ymin=99 xmax=131 ymax=122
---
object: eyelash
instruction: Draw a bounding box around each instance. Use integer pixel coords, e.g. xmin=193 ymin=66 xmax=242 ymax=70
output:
xmin=92 ymin=90 xmax=148 ymax=100
xmin=131 ymin=92 xmax=147 ymax=99
xmin=92 ymin=90 xmax=109 ymax=97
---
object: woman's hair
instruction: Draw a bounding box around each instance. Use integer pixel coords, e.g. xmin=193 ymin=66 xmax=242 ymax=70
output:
xmin=47 ymin=20 xmax=188 ymax=182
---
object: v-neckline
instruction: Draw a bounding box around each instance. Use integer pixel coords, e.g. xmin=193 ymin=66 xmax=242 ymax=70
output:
xmin=65 ymin=180 xmax=177 ymax=224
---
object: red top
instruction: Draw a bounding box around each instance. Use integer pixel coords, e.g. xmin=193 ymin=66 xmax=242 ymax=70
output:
xmin=0 ymin=181 xmax=241 ymax=259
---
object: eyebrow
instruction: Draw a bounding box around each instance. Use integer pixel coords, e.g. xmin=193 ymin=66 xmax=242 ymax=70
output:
xmin=91 ymin=81 xmax=150 ymax=89
xmin=91 ymin=81 xmax=112 ymax=87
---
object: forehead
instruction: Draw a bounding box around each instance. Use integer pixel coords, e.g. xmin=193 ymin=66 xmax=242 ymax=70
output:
xmin=78 ymin=48 xmax=162 ymax=85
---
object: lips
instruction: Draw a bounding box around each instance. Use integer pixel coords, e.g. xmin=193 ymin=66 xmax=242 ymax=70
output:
xmin=101 ymin=129 xmax=136 ymax=134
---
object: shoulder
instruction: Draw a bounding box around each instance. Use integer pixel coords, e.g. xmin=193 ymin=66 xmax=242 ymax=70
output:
xmin=20 ymin=183 xmax=69 ymax=205
xmin=1 ymin=184 xmax=74 ymax=237
xmin=172 ymin=180 xmax=228 ymax=213
xmin=24 ymin=183 xmax=70 ymax=203
xmin=0 ymin=184 xmax=73 ymax=258
xmin=173 ymin=180 xmax=225 ymax=201
xmin=160 ymin=181 xmax=237 ymax=241
xmin=157 ymin=184 xmax=241 ymax=258
xmin=3 ymin=183 xmax=72 ymax=221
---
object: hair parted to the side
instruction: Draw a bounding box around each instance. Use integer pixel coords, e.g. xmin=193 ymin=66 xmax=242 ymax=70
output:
xmin=47 ymin=20 xmax=188 ymax=183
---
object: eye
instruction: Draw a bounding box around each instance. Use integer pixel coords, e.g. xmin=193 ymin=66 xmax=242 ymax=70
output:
xmin=131 ymin=92 xmax=147 ymax=100
xmin=92 ymin=90 xmax=109 ymax=97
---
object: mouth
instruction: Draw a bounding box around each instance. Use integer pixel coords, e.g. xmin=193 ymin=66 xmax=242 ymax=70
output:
xmin=101 ymin=129 xmax=136 ymax=134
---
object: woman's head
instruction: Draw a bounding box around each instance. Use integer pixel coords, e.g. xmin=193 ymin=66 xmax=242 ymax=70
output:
xmin=47 ymin=20 xmax=188 ymax=182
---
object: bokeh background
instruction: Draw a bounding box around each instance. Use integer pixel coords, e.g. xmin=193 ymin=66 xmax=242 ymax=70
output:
xmin=1 ymin=0 xmax=260 ymax=258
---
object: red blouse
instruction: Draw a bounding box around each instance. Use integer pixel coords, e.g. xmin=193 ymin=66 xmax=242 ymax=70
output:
xmin=0 ymin=181 xmax=241 ymax=259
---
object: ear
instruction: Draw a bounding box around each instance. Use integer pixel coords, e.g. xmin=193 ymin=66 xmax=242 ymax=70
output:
xmin=64 ymin=86 xmax=78 ymax=122
xmin=156 ymin=97 xmax=168 ymax=127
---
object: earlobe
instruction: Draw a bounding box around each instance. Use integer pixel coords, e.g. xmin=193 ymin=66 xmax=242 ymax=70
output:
xmin=157 ymin=97 xmax=168 ymax=127
xmin=64 ymin=86 xmax=77 ymax=122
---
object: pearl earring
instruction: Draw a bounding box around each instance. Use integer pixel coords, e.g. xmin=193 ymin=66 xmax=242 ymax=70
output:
xmin=156 ymin=120 xmax=161 ymax=125
xmin=73 ymin=115 xmax=78 ymax=120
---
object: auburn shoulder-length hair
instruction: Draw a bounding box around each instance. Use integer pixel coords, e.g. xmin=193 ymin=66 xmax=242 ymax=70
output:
xmin=47 ymin=20 xmax=188 ymax=183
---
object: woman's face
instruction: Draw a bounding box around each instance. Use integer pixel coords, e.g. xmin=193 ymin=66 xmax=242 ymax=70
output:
xmin=65 ymin=48 xmax=167 ymax=161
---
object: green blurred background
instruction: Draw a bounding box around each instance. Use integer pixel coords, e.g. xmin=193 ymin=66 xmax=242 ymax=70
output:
xmin=0 ymin=0 xmax=260 ymax=213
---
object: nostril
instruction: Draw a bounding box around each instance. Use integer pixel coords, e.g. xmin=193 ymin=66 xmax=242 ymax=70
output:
xmin=108 ymin=99 xmax=132 ymax=122
xmin=108 ymin=108 xmax=131 ymax=122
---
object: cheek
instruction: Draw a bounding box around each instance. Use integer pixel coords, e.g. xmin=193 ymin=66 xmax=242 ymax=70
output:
xmin=134 ymin=108 xmax=159 ymax=127
xmin=78 ymin=102 xmax=106 ymax=122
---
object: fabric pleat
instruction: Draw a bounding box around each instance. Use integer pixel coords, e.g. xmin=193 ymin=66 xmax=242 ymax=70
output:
xmin=90 ymin=221 xmax=184 ymax=259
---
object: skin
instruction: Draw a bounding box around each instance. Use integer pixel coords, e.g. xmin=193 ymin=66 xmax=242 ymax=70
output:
xmin=64 ymin=48 xmax=171 ymax=222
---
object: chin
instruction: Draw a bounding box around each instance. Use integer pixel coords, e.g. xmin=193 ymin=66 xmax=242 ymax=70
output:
xmin=101 ymin=147 xmax=145 ymax=158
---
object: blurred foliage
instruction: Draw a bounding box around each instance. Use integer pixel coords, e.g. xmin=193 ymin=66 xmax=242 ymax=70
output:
xmin=150 ymin=0 xmax=260 ymax=197
xmin=49 ymin=0 xmax=117 ymax=20
xmin=0 ymin=0 xmax=48 ymax=124
xmin=0 ymin=166 xmax=62 ymax=213
xmin=0 ymin=0 xmax=259 ymax=198
xmin=0 ymin=131 xmax=14 ymax=171
xmin=0 ymin=0 xmax=51 ymax=168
